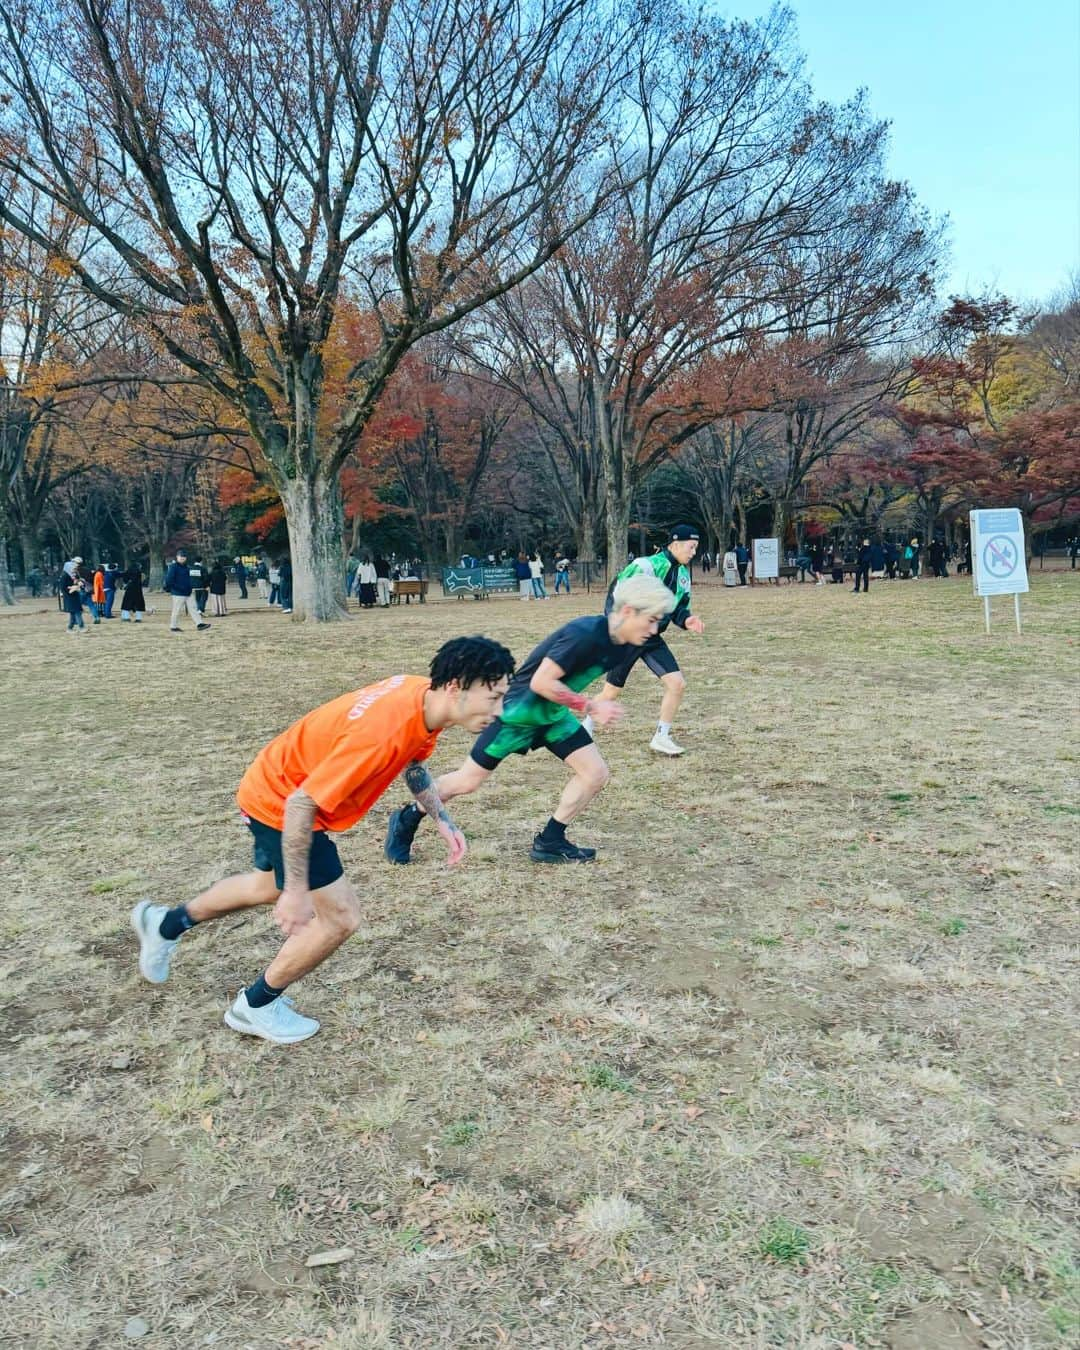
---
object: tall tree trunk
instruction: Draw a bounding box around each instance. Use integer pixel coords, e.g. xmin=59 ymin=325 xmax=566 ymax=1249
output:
xmin=1021 ymin=507 xmax=1036 ymax=564
xmin=442 ymin=521 xmax=461 ymax=567
xmin=18 ymin=524 xmax=40 ymax=574
xmin=281 ymin=472 xmax=348 ymax=621
xmin=770 ymin=498 xmax=790 ymax=545
xmin=922 ymin=504 xmax=937 ymax=551
xmin=576 ymin=504 xmax=600 ymax=560
xmin=149 ymin=545 xmax=166 ymax=591
xmin=0 ymin=537 xmax=14 ymax=605
xmin=605 ymin=489 xmax=632 ymax=572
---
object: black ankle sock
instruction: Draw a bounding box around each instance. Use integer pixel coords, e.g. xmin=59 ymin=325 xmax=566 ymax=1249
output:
xmin=245 ymin=973 xmax=286 ymax=1009
xmin=540 ymin=817 xmax=567 ymax=844
xmin=159 ymin=904 xmax=198 ymax=941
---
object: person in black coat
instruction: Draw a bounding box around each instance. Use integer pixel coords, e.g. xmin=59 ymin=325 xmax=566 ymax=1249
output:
xmin=61 ymin=564 xmax=87 ymax=631
xmin=852 ymin=538 xmax=872 ymax=593
xmin=120 ymin=563 xmax=146 ymax=622
xmin=278 ymin=557 xmax=293 ymax=614
xmin=189 ymin=556 xmax=209 ymax=613
xmin=233 ymin=557 xmax=248 ymax=598
xmin=209 ymin=560 xmax=229 ymax=616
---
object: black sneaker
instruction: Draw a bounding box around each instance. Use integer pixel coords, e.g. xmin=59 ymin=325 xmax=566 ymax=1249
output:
xmin=529 ymin=834 xmax=597 ymax=864
xmin=385 ymin=805 xmax=421 ymax=864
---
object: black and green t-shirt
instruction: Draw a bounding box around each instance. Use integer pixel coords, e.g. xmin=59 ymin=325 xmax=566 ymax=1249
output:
xmin=605 ymin=549 xmax=691 ymax=634
xmin=503 ymin=616 xmax=628 ymax=726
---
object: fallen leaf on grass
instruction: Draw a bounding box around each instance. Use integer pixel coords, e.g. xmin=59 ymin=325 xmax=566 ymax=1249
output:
xmin=305 ymin=1247 xmax=354 ymax=1268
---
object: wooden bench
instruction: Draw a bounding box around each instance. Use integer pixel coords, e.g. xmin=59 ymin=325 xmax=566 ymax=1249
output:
xmin=390 ymin=579 xmax=428 ymax=604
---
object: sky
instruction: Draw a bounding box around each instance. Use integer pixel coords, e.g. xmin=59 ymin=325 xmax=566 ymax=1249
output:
xmin=747 ymin=0 xmax=1080 ymax=306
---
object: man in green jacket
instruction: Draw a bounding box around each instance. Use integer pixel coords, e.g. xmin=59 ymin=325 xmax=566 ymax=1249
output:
xmin=585 ymin=525 xmax=705 ymax=756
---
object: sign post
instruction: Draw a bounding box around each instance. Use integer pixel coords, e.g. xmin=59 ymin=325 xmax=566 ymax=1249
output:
xmin=752 ymin=537 xmax=779 ymax=584
xmin=970 ymin=508 xmax=1028 ymax=634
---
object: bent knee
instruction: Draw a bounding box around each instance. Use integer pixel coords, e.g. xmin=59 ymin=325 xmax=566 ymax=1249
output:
xmin=324 ymin=902 xmax=361 ymax=941
xmin=664 ymin=671 xmax=687 ymax=693
xmin=580 ymin=762 xmax=611 ymax=794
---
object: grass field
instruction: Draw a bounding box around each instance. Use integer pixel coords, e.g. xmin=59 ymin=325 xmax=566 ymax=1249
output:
xmin=1 ymin=571 xmax=1078 ymax=1349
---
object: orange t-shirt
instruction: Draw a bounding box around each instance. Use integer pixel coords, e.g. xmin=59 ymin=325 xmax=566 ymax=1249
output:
xmin=236 ymin=675 xmax=439 ymax=832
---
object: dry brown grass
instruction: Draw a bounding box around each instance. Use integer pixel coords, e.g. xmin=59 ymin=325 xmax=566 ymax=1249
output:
xmin=1 ymin=571 xmax=1078 ymax=1349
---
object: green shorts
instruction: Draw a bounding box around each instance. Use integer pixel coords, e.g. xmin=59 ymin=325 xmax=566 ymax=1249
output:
xmin=470 ymin=709 xmax=592 ymax=769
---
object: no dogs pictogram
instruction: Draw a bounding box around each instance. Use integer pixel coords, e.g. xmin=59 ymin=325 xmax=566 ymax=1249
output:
xmin=982 ymin=535 xmax=1019 ymax=578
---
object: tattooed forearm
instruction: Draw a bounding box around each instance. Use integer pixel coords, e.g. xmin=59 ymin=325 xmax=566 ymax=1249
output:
xmin=404 ymin=761 xmax=453 ymax=825
xmin=281 ymin=789 xmax=318 ymax=891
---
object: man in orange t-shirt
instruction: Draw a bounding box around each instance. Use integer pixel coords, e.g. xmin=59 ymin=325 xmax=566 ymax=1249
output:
xmin=131 ymin=636 xmax=514 ymax=1045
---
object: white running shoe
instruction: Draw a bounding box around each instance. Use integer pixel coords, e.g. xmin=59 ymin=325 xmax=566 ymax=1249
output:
xmin=582 ymin=715 xmax=595 ymax=736
xmin=224 ymin=991 xmax=320 ymax=1045
xmin=131 ymin=900 xmax=180 ymax=984
xmin=650 ymin=730 xmax=685 ymax=756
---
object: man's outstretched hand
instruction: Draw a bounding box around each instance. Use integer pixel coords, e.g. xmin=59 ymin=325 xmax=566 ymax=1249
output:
xmin=686 ymin=615 xmax=705 ymax=635
xmin=437 ymin=818 xmax=468 ymax=866
xmin=588 ymin=698 xmax=625 ymax=727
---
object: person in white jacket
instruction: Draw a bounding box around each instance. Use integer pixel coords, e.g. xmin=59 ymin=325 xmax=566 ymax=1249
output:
xmin=354 ymin=558 xmax=377 ymax=608
xmin=529 ymin=553 xmax=548 ymax=599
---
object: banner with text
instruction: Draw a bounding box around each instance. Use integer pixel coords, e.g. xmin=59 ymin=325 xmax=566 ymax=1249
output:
xmin=441 ymin=565 xmax=519 ymax=596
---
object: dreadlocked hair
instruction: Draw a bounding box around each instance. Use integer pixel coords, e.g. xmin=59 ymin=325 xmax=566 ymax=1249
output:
xmin=429 ymin=635 xmax=516 ymax=690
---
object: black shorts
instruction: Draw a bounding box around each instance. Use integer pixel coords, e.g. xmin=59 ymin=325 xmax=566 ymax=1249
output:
xmin=469 ymin=715 xmax=593 ymax=771
xmin=603 ymin=635 xmax=680 ymax=689
xmin=246 ymin=816 xmax=344 ymax=892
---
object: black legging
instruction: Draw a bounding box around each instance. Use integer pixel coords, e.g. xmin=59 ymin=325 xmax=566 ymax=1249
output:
xmin=853 ymin=565 xmax=870 ymax=592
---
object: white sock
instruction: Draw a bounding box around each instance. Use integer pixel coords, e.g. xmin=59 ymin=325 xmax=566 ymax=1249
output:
xmin=657 ymin=722 xmax=671 ymax=736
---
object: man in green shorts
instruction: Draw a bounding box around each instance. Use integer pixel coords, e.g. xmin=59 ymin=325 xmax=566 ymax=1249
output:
xmin=585 ymin=524 xmax=705 ymax=756
xmin=384 ymin=572 xmax=675 ymax=864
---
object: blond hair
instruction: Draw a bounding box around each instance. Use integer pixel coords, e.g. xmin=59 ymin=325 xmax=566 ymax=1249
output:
xmin=611 ymin=572 xmax=675 ymax=616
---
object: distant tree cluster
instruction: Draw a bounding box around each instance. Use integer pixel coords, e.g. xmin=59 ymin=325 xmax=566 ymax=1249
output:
xmin=1 ymin=1 xmax=1076 ymax=612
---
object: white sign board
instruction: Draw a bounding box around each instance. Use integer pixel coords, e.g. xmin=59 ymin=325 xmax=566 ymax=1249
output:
xmin=970 ymin=509 xmax=1028 ymax=597
xmin=752 ymin=537 xmax=779 ymax=579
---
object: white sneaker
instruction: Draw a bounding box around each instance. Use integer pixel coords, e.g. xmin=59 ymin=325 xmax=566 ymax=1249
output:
xmin=650 ymin=730 xmax=685 ymax=756
xmin=224 ymin=991 xmax=320 ymax=1044
xmin=131 ymin=900 xmax=180 ymax=984
xmin=582 ymin=715 xmax=595 ymax=736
